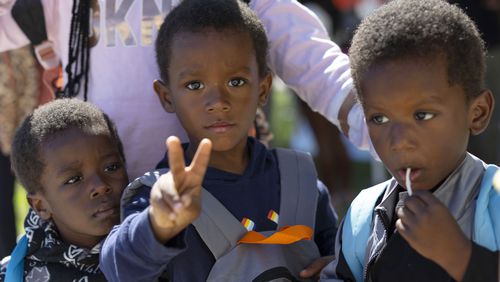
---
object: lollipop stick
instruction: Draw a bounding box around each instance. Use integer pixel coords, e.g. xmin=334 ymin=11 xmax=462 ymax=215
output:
xmin=406 ymin=168 xmax=413 ymax=196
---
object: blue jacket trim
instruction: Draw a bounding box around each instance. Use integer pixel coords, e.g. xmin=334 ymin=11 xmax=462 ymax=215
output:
xmin=341 ymin=182 xmax=386 ymax=282
xmin=474 ymin=165 xmax=500 ymax=251
xmin=343 ymin=164 xmax=499 ymax=281
xmin=5 ymin=234 xmax=28 ymax=282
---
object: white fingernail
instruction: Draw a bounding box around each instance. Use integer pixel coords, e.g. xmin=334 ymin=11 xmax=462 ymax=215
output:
xmin=173 ymin=202 xmax=183 ymax=211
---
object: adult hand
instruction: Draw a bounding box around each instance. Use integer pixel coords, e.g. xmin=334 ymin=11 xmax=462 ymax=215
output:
xmin=299 ymin=255 xmax=335 ymax=280
xmin=396 ymin=190 xmax=472 ymax=281
xmin=149 ymin=136 xmax=212 ymax=243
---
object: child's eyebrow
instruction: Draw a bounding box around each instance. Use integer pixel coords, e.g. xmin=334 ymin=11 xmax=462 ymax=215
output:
xmin=177 ymin=66 xmax=253 ymax=79
xmin=415 ymin=94 xmax=445 ymax=105
xmin=177 ymin=67 xmax=203 ymax=79
xmin=55 ymin=161 xmax=82 ymax=177
xmin=425 ymin=93 xmax=444 ymax=101
xmin=99 ymin=152 xmax=121 ymax=161
xmin=53 ymin=152 xmax=119 ymax=177
xmin=365 ymin=93 xmax=445 ymax=111
xmin=231 ymin=66 xmax=252 ymax=73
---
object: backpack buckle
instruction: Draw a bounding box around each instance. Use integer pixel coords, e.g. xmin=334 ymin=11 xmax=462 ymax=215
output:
xmin=34 ymin=40 xmax=59 ymax=70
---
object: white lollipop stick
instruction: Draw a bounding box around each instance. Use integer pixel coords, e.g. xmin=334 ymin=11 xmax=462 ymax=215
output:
xmin=406 ymin=168 xmax=413 ymax=196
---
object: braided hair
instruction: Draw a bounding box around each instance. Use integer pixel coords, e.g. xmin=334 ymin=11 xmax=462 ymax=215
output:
xmin=58 ymin=0 xmax=91 ymax=100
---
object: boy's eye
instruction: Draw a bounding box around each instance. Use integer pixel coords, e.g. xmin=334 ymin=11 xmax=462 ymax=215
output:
xmin=104 ymin=163 xmax=122 ymax=173
xmin=415 ymin=112 xmax=435 ymax=121
xmin=64 ymin=175 xmax=82 ymax=185
xmin=228 ymin=78 xmax=245 ymax=87
xmin=186 ymin=81 xmax=204 ymax=90
xmin=371 ymin=114 xmax=389 ymax=125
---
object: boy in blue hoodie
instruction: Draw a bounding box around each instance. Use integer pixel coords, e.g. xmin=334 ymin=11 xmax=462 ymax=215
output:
xmin=321 ymin=0 xmax=499 ymax=281
xmin=100 ymin=0 xmax=338 ymax=281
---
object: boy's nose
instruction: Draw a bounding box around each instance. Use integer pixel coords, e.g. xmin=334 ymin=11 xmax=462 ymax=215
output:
xmin=205 ymin=87 xmax=231 ymax=113
xmin=389 ymin=123 xmax=417 ymax=151
xmin=90 ymin=175 xmax=112 ymax=199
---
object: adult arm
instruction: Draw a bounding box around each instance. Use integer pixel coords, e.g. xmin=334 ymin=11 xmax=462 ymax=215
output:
xmin=0 ymin=0 xmax=13 ymax=15
xmin=250 ymin=0 xmax=371 ymax=151
xmin=0 ymin=13 xmax=30 ymax=52
xmin=0 ymin=7 xmax=30 ymax=52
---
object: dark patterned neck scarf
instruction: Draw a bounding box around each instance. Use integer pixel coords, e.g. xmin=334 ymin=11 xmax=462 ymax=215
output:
xmin=4 ymin=209 xmax=107 ymax=281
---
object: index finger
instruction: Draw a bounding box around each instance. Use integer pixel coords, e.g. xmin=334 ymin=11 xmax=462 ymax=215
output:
xmin=166 ymin=136 xmax=186 ymax=180
xmin=188 ymin=138 xmax=212 ymax=177
xmin=411 ymin=190 xmax=441 ymax=206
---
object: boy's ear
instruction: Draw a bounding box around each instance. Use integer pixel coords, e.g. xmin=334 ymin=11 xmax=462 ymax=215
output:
xmin=27 ymin=193 xmax=52 ymax=221
xmin=257 ymin=73 xmax=273 ymax=106
xmin=469 ymin=89 xmax=495 ymax=136
xmin=154 ymin=80 xmax=176 ymax=113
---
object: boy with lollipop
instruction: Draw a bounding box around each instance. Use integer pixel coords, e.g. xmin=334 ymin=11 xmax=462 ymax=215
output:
xmin=321 ymin=0 xmax=499 ymax=281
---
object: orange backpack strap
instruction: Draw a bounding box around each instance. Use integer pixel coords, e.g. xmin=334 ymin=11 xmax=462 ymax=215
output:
xmin=192 ymin=148 xmax=318 ymax=258
xmin=238 ymin=225 xmax=313 ymax=245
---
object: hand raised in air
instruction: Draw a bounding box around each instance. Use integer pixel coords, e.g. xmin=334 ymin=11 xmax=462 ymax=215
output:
xmin=149 ymin=136 xmax=212 ymax=243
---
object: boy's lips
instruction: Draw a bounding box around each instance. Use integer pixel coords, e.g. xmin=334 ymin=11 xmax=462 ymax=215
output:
xmin=93 ymin=205 xmax=118 ymax=219
xmin=205 ymin=121 xmax=235 ymax=133
xmin=397 ymin=167 xmax=421 ymax=185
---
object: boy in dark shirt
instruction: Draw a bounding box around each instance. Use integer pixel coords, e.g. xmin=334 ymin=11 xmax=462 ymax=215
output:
xmin=321 ymin=0 xmax=499 ymax=281
xmin=100 ymin=0 xmax=337 ymax=281
xmin=0 ymin=99 xmax=128 ymax=281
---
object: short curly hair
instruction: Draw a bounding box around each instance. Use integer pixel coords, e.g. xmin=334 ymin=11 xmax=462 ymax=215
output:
xmin=349 ymin=0 xmax=485 ymax=102
xmin=155 ymin=0 xmax=269 ymax=84
xmin=11 ymin=99 xmax=125 ymax=194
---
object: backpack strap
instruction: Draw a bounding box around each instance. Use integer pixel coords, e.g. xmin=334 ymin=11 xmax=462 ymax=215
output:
xmin=120 ymin=169 xmax=168 ymax=221
xmin=341 ymin=182 xmax=387 ymax=282
xmin=192 ymin=148 xmax=319 ymax=259
xmin=11 ymin=0 xmax=60 ymax=103
xmin=11 ymin=0 xmax=59 ymax=68
xmin=5 ymin=234 xmax=28 ymax=282
xmin=473 ymin=165 xmax=500 ymax=251
xmin=11 ymin=0 xmax=47 ymax=46
xmin=121 ymin=168 xmax=247 ymax=259
xmin=192 ymin=189 xmax=248 ymax=259
xmin=275 ymin=148 xmax=318 ymax=229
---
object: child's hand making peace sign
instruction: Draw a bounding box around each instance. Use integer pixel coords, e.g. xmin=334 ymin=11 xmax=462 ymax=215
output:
xmin=149 ymin=136 xmax=212 ymax=243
